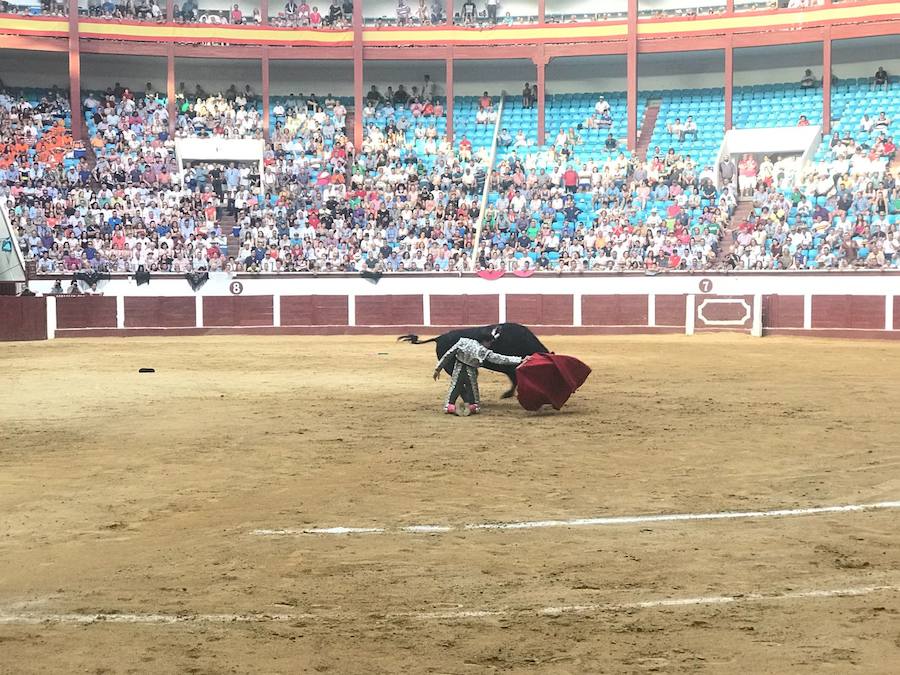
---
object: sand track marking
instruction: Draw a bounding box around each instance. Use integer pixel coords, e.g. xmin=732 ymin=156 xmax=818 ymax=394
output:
xmin=1 ymin=584 xmax=896 ymax=626
xmin=251 ymin=499 xmax=900 ymax=537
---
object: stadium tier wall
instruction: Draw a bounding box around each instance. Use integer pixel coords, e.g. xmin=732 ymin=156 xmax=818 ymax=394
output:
xmin=4 ymin=274 xmax=900 ymax=341
xmin=4 ymin=41 xmax=900 ymax=96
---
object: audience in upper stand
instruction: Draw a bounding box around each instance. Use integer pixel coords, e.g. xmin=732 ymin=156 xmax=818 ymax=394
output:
xmin=522 ymin=84 xmax=534 ymax=110
xmin=82 ymin=0 xmax=164 ymax=20
xmin=800 ymin=69 xmax=818 ymax=89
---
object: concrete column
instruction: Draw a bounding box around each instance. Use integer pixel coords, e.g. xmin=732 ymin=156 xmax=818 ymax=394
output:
xmin=116 ymin=295 xmax=125 ymax=329
xmin=885 ymin=295 xmax=893 ymax=331
xmin=445 ymin=56 xmax=454 ymax=143
xmin=535 ymin=53 xmax=547 ymax=147
xmin=167 ymin=48 xmax=176 ymax=137
xmin=68 ymin=0 xmax=82 ymax=139
xmin=751 ymin=294 xmax=762 ymax=337
xmin=46 ymin=295 xmax=57 ymax=339
xmin=724 ymin=42 xmax=733 ymax=131
xmin=262 ymin=50 xmax=271 ymax=142
xmin=352 ymin=0 xmax=364 ymax=149
xmin=822 ymin=32 xmax=832 ymax=135
xmin=626 ymin=0 xmax=638 ymax=151
xmin=685 ymin=294 xmax=696 ymax=336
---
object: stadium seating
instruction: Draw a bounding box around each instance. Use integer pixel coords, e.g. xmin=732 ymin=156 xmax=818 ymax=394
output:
xmin=732 ymin=82 xmax=823 ymax=129
xmin=645 ymin=87 xmax=724 ymax=170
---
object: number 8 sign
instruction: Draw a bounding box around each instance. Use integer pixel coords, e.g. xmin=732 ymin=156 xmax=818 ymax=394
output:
xmin=229 ymin=281 xmax=244 ymax=295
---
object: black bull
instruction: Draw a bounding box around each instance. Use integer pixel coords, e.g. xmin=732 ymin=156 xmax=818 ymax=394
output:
xmin=397 ymin=323 xmax=549 ymax=399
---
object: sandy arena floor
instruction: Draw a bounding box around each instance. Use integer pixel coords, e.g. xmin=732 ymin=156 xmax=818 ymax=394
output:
xmin=1 ymin=334 xmax=899 ymax=674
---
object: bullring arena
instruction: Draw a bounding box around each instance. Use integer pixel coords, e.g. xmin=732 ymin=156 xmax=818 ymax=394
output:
xmin=2 ymin=330 xmax=900 ymax=672
xmin=3 ymin=0 xmax=900 ymax=670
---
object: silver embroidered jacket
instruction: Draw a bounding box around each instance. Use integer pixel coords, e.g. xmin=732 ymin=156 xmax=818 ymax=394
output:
xmin=435 ymin=337 xmax=524 ymax=371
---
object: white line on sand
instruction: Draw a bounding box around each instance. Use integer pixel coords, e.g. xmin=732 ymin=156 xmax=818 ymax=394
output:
xmin=0 ymin=584 xmax=896 ymax=626
xmin=251 ymin=500 xmax=900 ymax=537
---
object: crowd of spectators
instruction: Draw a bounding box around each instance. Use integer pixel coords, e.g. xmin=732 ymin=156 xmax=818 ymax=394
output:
xmin=82 ymin=0 xmax=164 ymax=21
xmin=2 ymin=0 xmax=844 ymax=23
xmin=1 ymin=87 xmax=75 ymax=180
xmin=478 ymin=138 xmax=730 ymax=271
xmin=724 ymin=106 xmax=899 ymax=270
xmin=69 ymin=0 xmax=354 ymax=26
xmin=271 ymin=0 xmax=353 ymax=27
xmin=175 ymin=87 xmax=262 ymax=138
xmin=5 ymin=77 xmax=494 ymax=274
xmin=5 ymin=74 xmax=900 ymax=276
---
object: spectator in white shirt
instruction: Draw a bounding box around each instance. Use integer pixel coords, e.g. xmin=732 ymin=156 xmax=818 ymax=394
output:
xmin=683 ymin=115 xmax=698 ymax=141
xmin=874 ymin=111 xmax=892 ymax=131
xmin=860 ymin=114 xmax=874 ymax=135
xmin=668 ymin=117 xmax=684 ymax=141
xmin=486 ymin=0 xmax=499 ymax=23
xmin=397 ymin=0 xmax=411 ymax=24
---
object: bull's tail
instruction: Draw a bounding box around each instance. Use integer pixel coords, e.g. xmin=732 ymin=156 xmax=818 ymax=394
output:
xmin=397 ymin=334 xmax=439 ymax=345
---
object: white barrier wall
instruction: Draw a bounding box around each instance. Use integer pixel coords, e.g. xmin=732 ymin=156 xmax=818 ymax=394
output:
xmin=9 ymin=272 xmax=900 ymax=340
xmin=24 ymin=272 xmax=900 ymax=298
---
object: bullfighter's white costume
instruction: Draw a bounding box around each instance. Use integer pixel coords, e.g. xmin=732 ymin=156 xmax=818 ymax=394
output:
xmin=434 ymin=337 xmax=523 ymax=414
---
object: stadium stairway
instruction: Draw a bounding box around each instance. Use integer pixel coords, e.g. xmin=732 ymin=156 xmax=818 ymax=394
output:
xmin=222 ymin=213 xmax=239 ymax=257
xmin=718 ymin=199 xmax=754 ymax=263
xmin=79 ymin=117 xmax=99 ymax=175
xmin=635 ymin=100 xmax=661 ymax=160
xmin=344 ymin=109 xmax=355 ymax=142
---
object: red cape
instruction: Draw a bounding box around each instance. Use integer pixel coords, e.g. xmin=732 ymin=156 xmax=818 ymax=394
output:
xmin=515 ymin=354 xmax=591 ymax=411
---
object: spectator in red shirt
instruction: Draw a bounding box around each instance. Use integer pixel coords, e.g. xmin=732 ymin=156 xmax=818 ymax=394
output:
xmin=459 ymin=135 xmax=472 ymax=160
xmin=797 ymin=114 xmax=809 ymax=127
xmin=479 ymin=91 xmax=492 ymax=110
xmin=738 ymin=153 xmax=757 ymax=197
xmin=231 ymin=3 xmax=243 ymax=23
xmin=563 ymin=165 xmax=578 ymax=194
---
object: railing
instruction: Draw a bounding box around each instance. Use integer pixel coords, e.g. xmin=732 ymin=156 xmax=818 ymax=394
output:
xmin=470 ymin=92 xmax=505 ymax=272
